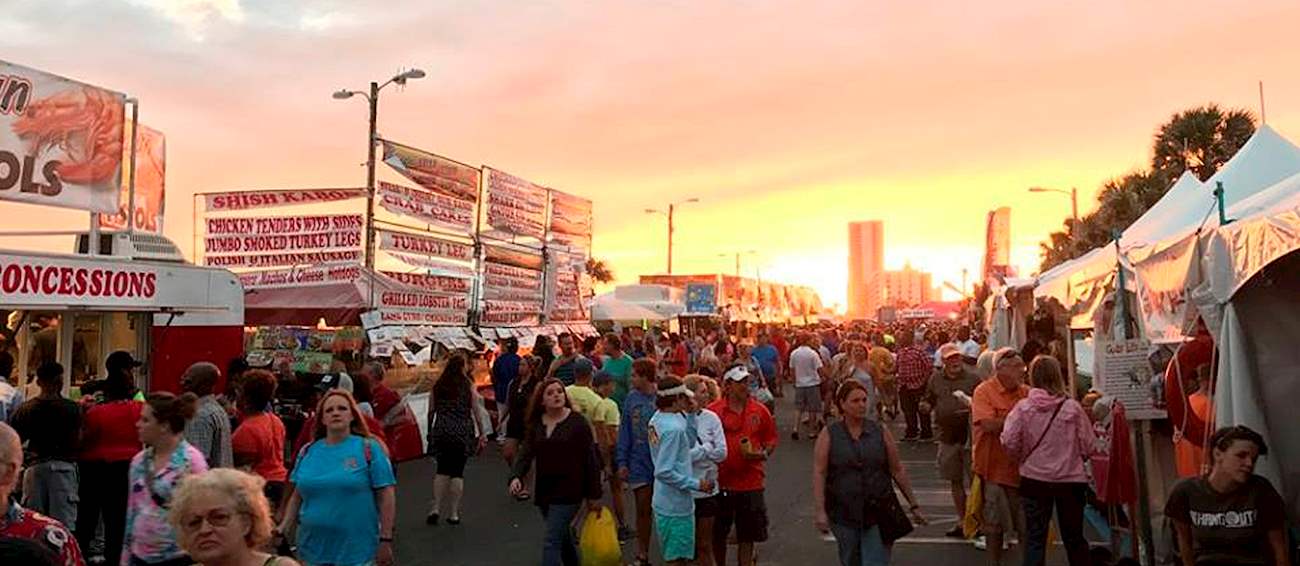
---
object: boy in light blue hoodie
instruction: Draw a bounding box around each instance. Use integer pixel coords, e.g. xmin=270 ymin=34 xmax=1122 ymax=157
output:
xmin=649 ymin=376 xmax=713 ymax=565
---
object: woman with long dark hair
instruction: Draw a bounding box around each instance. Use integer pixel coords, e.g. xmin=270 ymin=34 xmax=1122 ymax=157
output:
xmin=1001 ymin=355 xmax=1096 ymax=566
xmin=124 ymin=392 xmax=209 ymax=566
xmin=508 ymin=379 xmax=603 ymax=566
xmin=276 ymin=390 xmax=397 ymax=566
xmin=813 ymin=380 xmax=925 ymax=566
xmin=1165 ymin=425 xmax=1290 ymax=566
xmin=426 ymin=353 xmax=486 ymax=526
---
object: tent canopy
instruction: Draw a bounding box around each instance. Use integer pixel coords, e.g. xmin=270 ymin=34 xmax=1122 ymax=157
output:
xmin=244 ymin=267 xmax=430 ymax=326
xmin=590 ymin=294 xmax=676 ymax=321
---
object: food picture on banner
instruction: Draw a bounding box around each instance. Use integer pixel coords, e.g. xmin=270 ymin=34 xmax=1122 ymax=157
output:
xmin=98 ymin=123 xmax=165 ymax=232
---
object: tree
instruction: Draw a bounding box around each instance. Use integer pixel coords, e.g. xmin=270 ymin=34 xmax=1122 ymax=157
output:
xmin=585 ymin=258 xmax=615 ymax=284
xmin=1039 ymin=105 xmax=1255 ymax=272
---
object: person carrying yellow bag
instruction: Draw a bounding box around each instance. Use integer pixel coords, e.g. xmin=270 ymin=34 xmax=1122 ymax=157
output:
xmin=963 ymin=475 xmax=983 ymax=538
xmin=578 ymin=506 xmax=621 ymax=566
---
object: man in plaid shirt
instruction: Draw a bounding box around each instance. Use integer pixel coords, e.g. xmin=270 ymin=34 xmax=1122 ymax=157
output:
xmin=894 ymin=331 xmax=933 ymax=441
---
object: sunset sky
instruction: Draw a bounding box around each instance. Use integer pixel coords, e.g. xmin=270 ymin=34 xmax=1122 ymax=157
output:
xmin=5 ymin=1 xmax=1300 ymax=310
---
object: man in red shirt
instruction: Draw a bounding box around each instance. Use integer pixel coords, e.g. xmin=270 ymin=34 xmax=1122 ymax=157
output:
xmin=0 ymin=423 xmax=85 ymax=566
xmin=708 ymin=365 xmax=778 ymax=566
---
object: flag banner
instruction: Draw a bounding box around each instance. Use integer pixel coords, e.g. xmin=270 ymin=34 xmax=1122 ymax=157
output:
xmin=99 ymin=122 xmax=164 ymax=232
xmin=483 ymin=243 xmax=544 ymax=271
xmin=206 ymin=213 xmax=363 ymax=237
xmin=483 ymin=166 xmax=547 ymax=239
xmin=386 ymin=252 xmax=476 ymax=278
xmin=0 ymin=59 xmax=126 ymax=212
xmin=548 ymin=190 xmax=592 ymax=239
xmin=203 ymin=188 xmax=365 ymax=212
xmin=377 ymin=181 xmax=475 ymax=234
xmin=204 ymin=250 xmax=362 ymax=269
xmin=376 ymin=229 xmax=474 ymax=263
xmin=983 ymin=207 xmax=1011 ymax=282
xmin=380 ymin=139 xmax=480 ymax=203
xmin=379 ymin=270 xmax=472 ymax=295
xmin=238 ymin=262 xmax=363 ymax=289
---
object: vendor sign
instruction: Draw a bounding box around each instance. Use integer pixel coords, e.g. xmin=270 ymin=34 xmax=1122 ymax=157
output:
xmin=0 ymin=60 xmax=126 ymax=212
xmin=380 ymin=270 xmax=471 ymax=295
xmin=377 ymin=181 xmax=475 ymax=234
xmin=548 ymin=190 xmax=592 ymax=248
xmin=377 ymin=229 xmax=473 ymax=262
xmin=376 ymin=291 xmax=470 ymax=326
xmin=203 ymin=188 xmax=365 ymax=211
xmin=98 ymin=123 xmax=165 ymax=232
xmin=205 ymin=250 xmax=361 ymax=269
xmin=387 ymin=252 xmax=475 ymax=278
xmin=483 ymin=166 xmax=547 ymax=239
xmin=0 ymin=253 xmax=156 ymax=306
xmin=685 ymin=283 xmax=718 ymax=315
xmin=483 ymin=244 xmax=544 ymax=271
xmin=1096 ymin=337 xmax=1165 ymax=420
xmin=380 ymin=139 xmax=480 ymax=203
xmin=239 ymin=262 xmax=362 ymax=289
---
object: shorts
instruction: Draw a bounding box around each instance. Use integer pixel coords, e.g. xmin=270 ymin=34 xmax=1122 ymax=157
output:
xmin=713 ymin=489 xmax=769 ymax=544
xmin=694 ymin=495 xmax=720 ymax=519
xmin=937 ymin=443 xmax=969 ymax=483
xmin=655 ymin=513 xmax=697 ymax=561
xmin=980 ymin=480 xmax=1024 ymax=536
xmin=795 ymin=386 xmax=823 ymax=413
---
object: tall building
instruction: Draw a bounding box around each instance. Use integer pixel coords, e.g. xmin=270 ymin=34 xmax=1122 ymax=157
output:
xmin=847 ymin=221 xmax=884 ymax=318
xmin=881 ymin=263 xmax=934 ymax=307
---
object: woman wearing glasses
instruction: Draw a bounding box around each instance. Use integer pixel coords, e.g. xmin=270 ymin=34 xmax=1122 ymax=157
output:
xmin=169 ymin=468 xmax=301 ymax=566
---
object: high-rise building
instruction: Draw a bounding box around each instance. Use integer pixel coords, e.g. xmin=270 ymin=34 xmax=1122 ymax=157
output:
xmin=881 ymin=263 xmax=934 ymax=307
xmin=847 ymin=221 xmax=884 ymax=318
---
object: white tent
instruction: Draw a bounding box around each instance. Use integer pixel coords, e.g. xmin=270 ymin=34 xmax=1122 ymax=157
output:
xmin=591 ymin=295 xmax=674 ymax=321
xmin=1121 ymin=170 xmax=1205 ymax=248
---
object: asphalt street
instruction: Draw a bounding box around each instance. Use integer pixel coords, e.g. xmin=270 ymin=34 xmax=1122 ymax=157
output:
xmin=390 ymin=391 xmax=1087 ymax=565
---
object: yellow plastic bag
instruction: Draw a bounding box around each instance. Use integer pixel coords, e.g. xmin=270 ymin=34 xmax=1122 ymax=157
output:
xmin=962 ymin=475 xmax=983 ymax=539
xmin=578 ymin=506 xmax=621 ymax=566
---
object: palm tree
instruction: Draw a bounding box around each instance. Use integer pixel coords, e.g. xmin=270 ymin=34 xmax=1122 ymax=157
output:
xmin=585 ymin=258 xmax=615 ymax=284
xmin=1151 ymin=105 xmax=1255 ymax=181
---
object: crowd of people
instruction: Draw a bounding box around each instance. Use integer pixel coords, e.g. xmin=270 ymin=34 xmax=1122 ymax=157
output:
xmin=0 ymin=319 xmax=1290 ymax=566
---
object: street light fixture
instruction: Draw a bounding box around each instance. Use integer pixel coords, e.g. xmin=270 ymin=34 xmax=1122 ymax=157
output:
xmin=1028 ymin=186 xmax=1079 ymax=230
xmin=717 ymin=250 xmax=758 ymax=277
xmin=644 ymin=197 xmax=700 ymax=274
xmin=332 ymin=68 xmax=426 ymax=275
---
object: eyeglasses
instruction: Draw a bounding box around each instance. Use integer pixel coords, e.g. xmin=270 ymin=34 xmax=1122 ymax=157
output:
xmin=181 ymin=509 xmax=240 ymax=532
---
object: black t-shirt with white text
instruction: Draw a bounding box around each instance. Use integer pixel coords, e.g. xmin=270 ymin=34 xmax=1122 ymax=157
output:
xmin=1163 ymin=474 xmax=1285 ymax=565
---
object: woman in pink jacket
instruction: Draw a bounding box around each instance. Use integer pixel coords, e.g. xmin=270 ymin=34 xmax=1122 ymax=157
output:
xmin=1000 ymin=356 xmax=1096 ymax=566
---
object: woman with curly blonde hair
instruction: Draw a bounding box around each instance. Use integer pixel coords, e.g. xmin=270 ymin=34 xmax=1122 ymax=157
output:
xmin=169 ymin=468 xmax=300 ymax=566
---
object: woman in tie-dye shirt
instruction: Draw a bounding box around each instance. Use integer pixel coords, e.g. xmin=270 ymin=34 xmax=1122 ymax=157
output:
xmin=123 ymin=392 xmax=209 ymax=566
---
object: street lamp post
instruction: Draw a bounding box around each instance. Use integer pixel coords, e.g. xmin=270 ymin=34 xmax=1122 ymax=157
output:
xmin=718 ymin=250 xmax=758 ymax=277
xmin=333 ymin=68 xmax=426 ymax=271
xmin=645 ymin=197 xmax=699 ymax=274
xmin=1028 ymin=186 xmax=1079 ymax=229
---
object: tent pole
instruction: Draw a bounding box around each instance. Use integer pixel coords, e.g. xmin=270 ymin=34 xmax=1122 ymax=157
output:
xmin=1115 ymin=234 xmax=1156 ymax=566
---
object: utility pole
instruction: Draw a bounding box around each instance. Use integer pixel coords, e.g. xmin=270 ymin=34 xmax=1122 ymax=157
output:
xmin=667 ymin=203 xmax=675 ymax=274
xmin=364 ymin=81 xmax=379 ymax=270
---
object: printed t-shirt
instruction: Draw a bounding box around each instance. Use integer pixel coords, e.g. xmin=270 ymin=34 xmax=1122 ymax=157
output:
xmin=231 ymin=411 xmax=289 ymax=482
xmin=707 ymin=398 xmax=777 ymax=492
xmin=1163 ymin=475 xmax=1285 ymax=566
xmin=602 ymin=354 xmax=634 ymax=406
xmin=291 ymin=435 xmax=396 ymax=566
xmin=971 ymin=379 xmax=1029 ymax=487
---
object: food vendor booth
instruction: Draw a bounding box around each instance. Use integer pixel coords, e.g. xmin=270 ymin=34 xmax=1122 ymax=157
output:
xmin=3 ymin=242 xmax=244 ymax=395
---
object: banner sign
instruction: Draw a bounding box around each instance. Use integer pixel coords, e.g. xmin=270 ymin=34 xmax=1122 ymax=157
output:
xmin=548 ymin=190 xmax=592 ymax=240
xmin=387 ymin=252 xmax=476 ymax=278
xmin=376 ymin=229 xmax=473 ymax=262
xmin=377 ymin=181 xmax=474 ymax=234
xmin=239 ymin=262 xmax=362 ymax=289
xmin=0 ymin=253 xmax=155 ymax=305
xmin=483 ymin=299 xmax=543 ymax=314
xmin=686 ymin=283 xmax=718 ymax=315
xmin=483 ymin=167 xmax=547 ymax=239
xmin=378 ymin=308 xmax=468 ymax=326
xmin=479 ymin=311 xmax=541 ymax=327
xmin=99 ymin=123 xmax=165 ymax=232
xmin=1096 ymin=337 xmax=1165 ymax=420
xmin=983 ymin=207 xmax=1011 ymax=282
xmin=545 ymin=247 xmax=587 ymax=321
xmin=203 ymin=188 xmax=365 ymax=212
xmin=380 ymin=139 xmax=480 ymax=203
xmin=0 ymin=60 xmax=126 ymax=212
xmin=375 ymin=291 xmax=470 ymax=326
xmin=483 ymin=243 xmax=544 ymax=271
xmin=379 ymin=271 xmax=471 ymax=295
xmin=206 ymin=213 xmax=363 ymax=237
xmin=204 ymin=250 xmax=361 ymax=268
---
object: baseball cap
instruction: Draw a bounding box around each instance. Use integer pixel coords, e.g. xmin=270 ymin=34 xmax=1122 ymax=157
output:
xmin=318 ymin=373 xmax=355 ymax=394
xmin=106 ymin=351 xmax=143 ymax=372
xmin=938 ymin=343 xmax=963 ymax=360
xmin=723 ymin=366 xmax=751 ymax=383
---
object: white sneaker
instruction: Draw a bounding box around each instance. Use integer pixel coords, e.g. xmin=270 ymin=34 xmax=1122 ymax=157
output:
xmin=973 ymin=536 xmax=987 ymax=551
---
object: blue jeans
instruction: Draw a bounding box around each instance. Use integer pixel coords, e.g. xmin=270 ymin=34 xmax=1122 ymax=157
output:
xmin=831 ymin=523 xmax=890 ymax=566
xmin=541 ymin=503 xmax=582 ymax=566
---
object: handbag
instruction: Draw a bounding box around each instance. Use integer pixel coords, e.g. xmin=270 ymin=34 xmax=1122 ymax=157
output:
xmin=875 ymin=491 xmax=914 ymax=544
